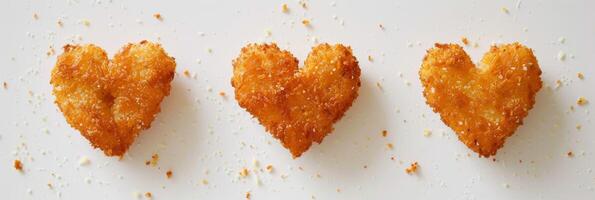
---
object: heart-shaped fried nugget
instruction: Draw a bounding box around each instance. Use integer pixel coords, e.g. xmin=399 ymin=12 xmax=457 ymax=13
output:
xmin=420 ymin=43 xmax=542 ymax=157
xmin=51 ymin=41 xmax=176 ymax=156
xmin=232 ymin=43 xmax=361 ymax=158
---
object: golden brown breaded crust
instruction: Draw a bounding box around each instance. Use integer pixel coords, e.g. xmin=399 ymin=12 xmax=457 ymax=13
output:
xmin=51 ymin=41 xmax=176 ymax=156
xmin=419 ymin=43 xmax=542 ymax=157
xmin=232 ymin=43 xmax=361 ymax=158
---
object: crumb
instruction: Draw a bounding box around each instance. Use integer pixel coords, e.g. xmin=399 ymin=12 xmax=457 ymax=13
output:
xmin=183 ymin=69 xmax=191 ymax=77
xmin=577 ymin=97 xmax=588 ymax=106
xmin=47 ymin=46 xmax=55 ymax=56
xmin=302 ymin=19 xmax=311 ymax=26
xmin=381 ymin=130 xmax=388 ymax=137
xmin=461 ymin=37 xmax=469 ymax=46
xmin=166 ymin=170 xmax=173 ymax=179
xmin=14 ymin=159 xmax=23 ymax=171
xmin=146 ymin=154 xmax=159 ymax=166
xmin=80 ymin=19 xmax=90 ymax=27
xmin=201 ymin=179 xmax=209 ymax=185
xmin=336 ymin=188 xmax=341 ymax=192
xmin=379 ymin=24 xmax=385 ymax=30
xmin=281 ymin=4 xmax=289 ymax=13
xmin=368 ymin=55 xmax=373 ymax=62
xmin=219 ymin=91 xmax=226 ymax=97
xmin=239 ymin=168 xmax=249 ymax=177
xmin=423 ymin=129 xmax=432 ymax=137
xmin=78 ymin=156 xmax=90 ymax=166
xmin=501 ymin=7 xmax=509 ymax=14
xmin=576 ymin=124 xmax=582 ymax=130
xmin=299 ymin=0 xmax=307 ymax=9
xmin=266 ymin=165 xmax=273 ymax=173
xmin=33 ymin=13 xmax=39 ymax=20
xmin=145 ymin=192 xmax=152 ymax=199
xmin=153 ymin=13 xmax=163 ymax=21
xmin=405 ymin=162 xmax=418 ymax=174
xmin=577 ymin=72 xmax=584 ymax=80
xmin=57 ymin=20 xmax=63 ymax=27
xmin=2 ymin=82 xmax=7 ymax=89
xmin=557 ymin=51 xmax=566 ymax=61
xmin=567 ymin=151 xmax=574 ymax=157
xmin=245 ymin=191 xmax=251 ymax=199
xmin=47 ymin=183 xmax=53 ymax=189
xmin=386 ymin=143 xmax=393 ymax=150
xmin=376 ymin=82 xmax=383 ymax=90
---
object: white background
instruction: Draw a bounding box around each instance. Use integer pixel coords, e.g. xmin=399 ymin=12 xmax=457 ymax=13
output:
xmin=1 ymin=0 xmax=594 ymax=199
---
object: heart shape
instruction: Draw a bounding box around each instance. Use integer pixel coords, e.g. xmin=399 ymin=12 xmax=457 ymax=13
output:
xmin=232 ymin=43 xmax=361 ymax=158
xmin=419 ymin=43 xmax=542 ymax=157
xmin=51 ymin=41 xmax=176 ymax=156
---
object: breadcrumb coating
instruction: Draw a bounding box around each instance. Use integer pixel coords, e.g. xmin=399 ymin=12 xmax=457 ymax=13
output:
xmin=51 ymin=41 xmax=176 ymax=156
xmin=232 ymin=43 xmax=361 ymax=158
xmin=420 ymin=43 xmax=542 ymax=157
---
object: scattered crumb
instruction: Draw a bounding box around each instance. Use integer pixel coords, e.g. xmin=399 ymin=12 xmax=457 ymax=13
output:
xmin=201 ymin=179 xmax=209 ymax=185
xmin=386 ymin=143 xmax=394 ymax=150
xmin=281 ymin=4 xmax=289 ymax=13
xmin=219 ymin=91 xmax=226 ymax=97
xmin=379 ymin=24 xmax=385 ymax=30
xmin=376 ymin=82 xmax=383 ymax=90
xmin=183 ymin=69 xmax=191 ymax=77
xmin=33 ymin=13 xmax=39 ymax=20
xmin=557 ymin=51 xmax=566 ymax=61
xmin=166 ymin=170 xmax=173 ymax=179
xmin=57 ymin=20 xmax=63 ymax=27
xmin=245 ymin=191 xmax=251 ymax=199
xmin=381 ymin=130 xmax=388 ymax=137
xmin=567 ymin=151 xmax=574 ymax=157
xmin=239 ymin=168 xmax=249 ymax=178
xmin=299 ymin=0 xmax=307 ymax=9
xmin=47 ymin=46 xmax=55 ymax=56
xmin=146 ymin=154 xmax=159 ymax=166
xmin=80 ymin=19 xmax=91 ymax=27
xmin=577 ymin=97 xmax=588 ymax=106
xmin=153 ymin=13 xmax=163 ymax=21
xmin=558 ymin=37 xmax=566 ymax=44
xmin=576 ymin=124 xmax=582 ymax=130
xmin=501 ymin=7 xmax=510 ymax=14
xmin=302 ymin=19 xmax=311 ymax=26
xmin=577 ymin=72 xmax=584 ymax=80
xmin=423 ymin=129 xmax=432 ymax=137
xmin=145 ymin=192 xmax=152 ymax=199
xmin=2 ymin=82 xmax=7 ymax=89
xmin=78 ymin=156 xmax=90 ymax=166
xmin=461 ymin=37 xmax=469 ymax=46
xmin=405 ymin=162 xmax=418 ymax=174
xmin=14 ymin=159 xmax=23 ymax=171
xmin=266 ymin=165 xmax=273 ymax=173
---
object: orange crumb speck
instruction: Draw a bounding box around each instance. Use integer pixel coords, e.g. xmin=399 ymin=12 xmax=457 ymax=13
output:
xmin=245 ymin=191 xmax=251 ymax=199
xmin=577 ymin=97 xmax=588 ymax=106
xmin=219 ymin=91 xmax=226 ymax=97
xmin=239 ymin=168 xmax=249 ymax=177
xmin=282 ymin=4 xmax=289 ymax=13
xmin=381 ymin=130 xmax=388 ymax=137
xmin=14 ymin=160 xmax=23 ymax=171
xmin=153 ymin=13 xmax=163 ymax=21
xmin=405 ymin=162 xmax=418 ymax=174
xmin=577 ymin=72 xmax=584 ymax=80
xmin=266 ymin=165 xmax=273 ymax=172
xmin=183 ymin=69 xmax=191 ymax=77
xmin=302 ymin=19 xmax=310 ymax=26
xmin=166 ymin=170 xmax=173 ymax=179
xmin=146 ymin=154 xmax=159 ymax=166
xmin=567 ymin=151 xmax=574 ymax=157
xmin=386 ymin=143 xmax=393 ymax=150
xmin=145 ymin=192 xmax=152 ymax=199
xmin=461 ymin=37 xmax=469 ymax=45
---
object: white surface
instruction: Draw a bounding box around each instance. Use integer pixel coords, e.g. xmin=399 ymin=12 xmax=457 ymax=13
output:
xmin=1 ymin=0 xmax=594 ymax=199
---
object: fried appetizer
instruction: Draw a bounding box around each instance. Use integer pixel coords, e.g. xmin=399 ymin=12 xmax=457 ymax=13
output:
xmin=420 ymin=43 xmax=542 ymax=157
xmin=51 ymin=41 xmax=176 ymax=156
xmin=232 ymin=43 xmax=361 ymax=158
